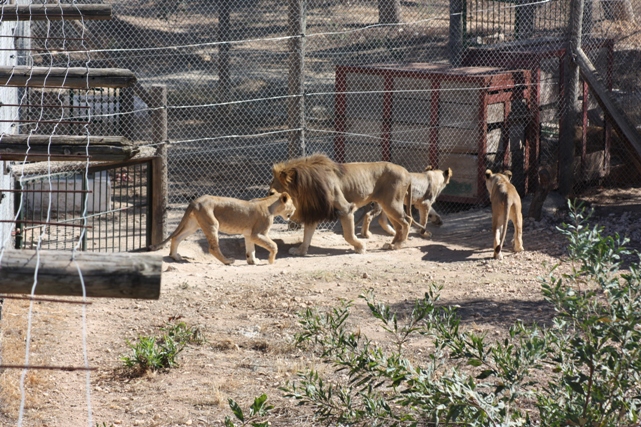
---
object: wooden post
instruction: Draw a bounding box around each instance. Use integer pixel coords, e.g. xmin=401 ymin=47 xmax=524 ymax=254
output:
xmin=150 ymin=85 xmax=168 ymax=247
xmin=0 ymin=250 xmax=162 ymax=299
xmin=449 ymin=0 xmax=464 ymax=67
xmin=558 ymin=0 xmax=584 ymax=196
xmin=287 ymin=0 xmax=307 ymax=159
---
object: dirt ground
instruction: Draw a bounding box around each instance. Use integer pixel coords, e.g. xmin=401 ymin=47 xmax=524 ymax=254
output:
xmin=1 ymin=189 xmax=639 ymax=427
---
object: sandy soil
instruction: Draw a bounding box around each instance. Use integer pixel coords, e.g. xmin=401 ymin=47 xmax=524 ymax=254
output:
xmin=0 ymin=191 xmax=637 ymax=427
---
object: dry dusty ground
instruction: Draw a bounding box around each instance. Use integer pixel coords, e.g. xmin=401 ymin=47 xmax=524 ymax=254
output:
xmin=1 ymin=190 xmax=640 ymax=427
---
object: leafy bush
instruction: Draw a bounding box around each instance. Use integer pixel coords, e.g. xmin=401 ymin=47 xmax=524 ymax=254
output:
xmin=225 ymin=394 xmax=273 ymax=427
xmin=121 ymin=321 xmax=202 ymax=373
xmin=277 ymin=201 xmax=641 ymax=426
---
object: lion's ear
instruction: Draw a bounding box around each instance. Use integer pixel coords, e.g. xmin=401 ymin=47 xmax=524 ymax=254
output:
xmin=503 ymin=170 xmax=513 ymax=180
xmin=424 ymin=165 xmax=433 ymax=171
xmin=444 ymin=167 xmax=452 ymax=178
xmin=279 ymin=169 xmax=296 ymax=187
xmin=280 ymin=192 xmax=291 ymax=203
xmin=485 ymin=169 xmax=493 ymax=180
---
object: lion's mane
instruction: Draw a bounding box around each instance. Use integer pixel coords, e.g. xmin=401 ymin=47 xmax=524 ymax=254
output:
xmin=272 ymin=153 xmax=346 ymax=224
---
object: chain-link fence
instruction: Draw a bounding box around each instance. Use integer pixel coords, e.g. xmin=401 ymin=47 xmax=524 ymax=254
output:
xmin=21 ymin=0 xmax=641 ymax=219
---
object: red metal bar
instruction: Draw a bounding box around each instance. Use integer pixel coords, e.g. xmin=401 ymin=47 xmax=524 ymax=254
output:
xmin=2 ymin=219 xmax=92 ymax=228
xmin=0 ymin=189 xmax=92 ymax=193
xmin=0 ymin=294 xmax=92 ymax=304
xmin=0 ymin=364 xmax=95 ymax=372
xmin=0 ymin=103 xmax=90 ymax=109
xmin=0 ymin=119 xmax=89 ymax=124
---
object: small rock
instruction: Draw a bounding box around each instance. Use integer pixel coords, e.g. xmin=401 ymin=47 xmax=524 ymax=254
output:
xmin=362 ymin=273 xmax=369 ymax=279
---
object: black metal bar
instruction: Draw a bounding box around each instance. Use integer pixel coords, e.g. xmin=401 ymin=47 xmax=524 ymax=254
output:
xmin=146 ymin=162 xmax=152 ymax=248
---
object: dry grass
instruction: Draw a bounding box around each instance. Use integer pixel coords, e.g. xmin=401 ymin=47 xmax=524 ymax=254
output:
xmin=0 ymin=300 xmax=52 ymax=420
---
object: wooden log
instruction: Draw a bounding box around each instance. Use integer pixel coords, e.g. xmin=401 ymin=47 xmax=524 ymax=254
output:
xmin=0 ymin=4 xmax=112 ymax=21
xmin=0 ymin=135 xmax=134 ymax=146
xmin=0 ymin=135 xmax=139 ymax=162
xmin=0 ymin=66 xmax=137 ymax=89
xmin=0 ymin=249 xmax=162 ymax=299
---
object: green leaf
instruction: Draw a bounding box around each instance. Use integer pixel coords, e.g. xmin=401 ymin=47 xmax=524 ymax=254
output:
xmin=228 ymin=398 xmax=244 ymax=422
xmin=476 ymin=369 xmax=495 ymax=379
xmin=468 ymin=358 xmax=483 ymax=367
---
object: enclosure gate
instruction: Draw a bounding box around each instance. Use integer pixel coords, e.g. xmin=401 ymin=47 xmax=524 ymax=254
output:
xmin=14 ymin=158 xmax=155 ymax=252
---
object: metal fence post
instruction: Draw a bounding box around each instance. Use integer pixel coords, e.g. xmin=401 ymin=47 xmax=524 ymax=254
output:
xmin=449 ymin=0 xmax=464 ymax=67
xmin=288 ymin=0 xmax=307 ymax=159
xmin=150 ymin=85 xmax=168 ymax=246
xmin=559 ymin=0 xmax=584 ymax=197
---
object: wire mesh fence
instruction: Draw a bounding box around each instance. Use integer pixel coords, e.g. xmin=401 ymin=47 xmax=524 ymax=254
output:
xmin=9 ymin=0 xmax=641 ymax=245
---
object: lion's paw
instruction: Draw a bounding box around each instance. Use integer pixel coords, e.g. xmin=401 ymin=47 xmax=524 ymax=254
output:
xmin=223 ymin=258 xmax=236 ymax=265
xmin=289 ymin=246 xmax=308 ymax=256
xmin=420 ymin=229 xmax=433 ymax=238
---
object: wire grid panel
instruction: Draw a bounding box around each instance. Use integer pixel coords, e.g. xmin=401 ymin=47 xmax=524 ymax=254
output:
xmin=13 ymin=160 xmax=152 ymax=252
xmin=21 ymin=0 xmax=641 ymax=216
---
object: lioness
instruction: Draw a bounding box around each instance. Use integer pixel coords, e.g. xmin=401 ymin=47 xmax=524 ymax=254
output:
xmin=361 ymin=166 xmax=452 ymax=238
xmin=148 ymin=192 xmax=296 ymax=265
xmin=269 ymin=153 xmax=422 ymax=256
xmin=485 ymin=169 xmax=523 ymax=260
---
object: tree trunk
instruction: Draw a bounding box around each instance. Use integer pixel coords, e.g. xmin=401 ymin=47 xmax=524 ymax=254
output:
xmin=378 ymin=0 xmax=401 ymax=24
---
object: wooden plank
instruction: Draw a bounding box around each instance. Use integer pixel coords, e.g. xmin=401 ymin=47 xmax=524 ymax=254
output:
xmin=0 ymin=135 xmax=133 ymax=146
xmin=0 ymin=249 xmax=162 ymax=299
xmin=575 ymin=47 xmax=641 ymax=173
xmin=0 ymin=135 xmax=138 ymax=161
xmin=0 ymin=67 xmax=137 ymax=89
xmin=0 ymin=4 xmax=112 ymax=21
xmin=0 ymin=145 xmax=139 ymax=162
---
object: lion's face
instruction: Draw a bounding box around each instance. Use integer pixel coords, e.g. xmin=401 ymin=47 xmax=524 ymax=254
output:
xmin=268 ymin=165 xmax=295 ymax=196
xmin=274 ymin=192 xmax=296 ymax=220
xmin=268 ymin=176 xmax=285 ymax=196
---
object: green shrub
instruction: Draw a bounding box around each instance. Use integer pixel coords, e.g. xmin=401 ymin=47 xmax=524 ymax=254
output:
xmin=121 ymin=321 xmax=203 ymax=373
xmin=278 ymin=201 xmax=641 ymax=426
xmin=224 ymin=394 xmax=273 ymax=427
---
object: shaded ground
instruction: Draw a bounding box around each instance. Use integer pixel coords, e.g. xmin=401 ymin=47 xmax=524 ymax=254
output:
xmin=0 ymin=190 xmax=638 ymax=427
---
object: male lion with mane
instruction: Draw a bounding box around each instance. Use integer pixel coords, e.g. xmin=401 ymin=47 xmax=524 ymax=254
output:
xmin=361 ymin=166 xmax=452 ymax=238
xmin=269 ymin=153 xmax=423 ymax=256
xmin=149 ymin=192 xmax=295 ymax=265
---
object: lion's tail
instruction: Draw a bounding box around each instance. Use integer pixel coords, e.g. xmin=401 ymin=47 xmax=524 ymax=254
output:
xmin=148 ymin=203 xmax=195 ymax=251
xmin=495 ymin=199 xmax=510 ymax=257
xmin=405 ymin=180 xmax=427 ymax=235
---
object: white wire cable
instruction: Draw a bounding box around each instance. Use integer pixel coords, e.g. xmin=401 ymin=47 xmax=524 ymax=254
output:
xmin=22 ymin=0 xmax=556 ymax=59
xmin=18 ymin=4 xmax=57 ymax=425
xmin=71 ymin=1 xmax=95 ymax=425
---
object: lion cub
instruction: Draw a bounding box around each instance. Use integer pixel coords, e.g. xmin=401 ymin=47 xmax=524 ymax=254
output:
xmin=361 ymin=166 xmax=452 ymax=238
xmin=485 ymin=170 xmax=523 ymax=260
xmin=149 ymin=192 xmax=296 ymax=265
